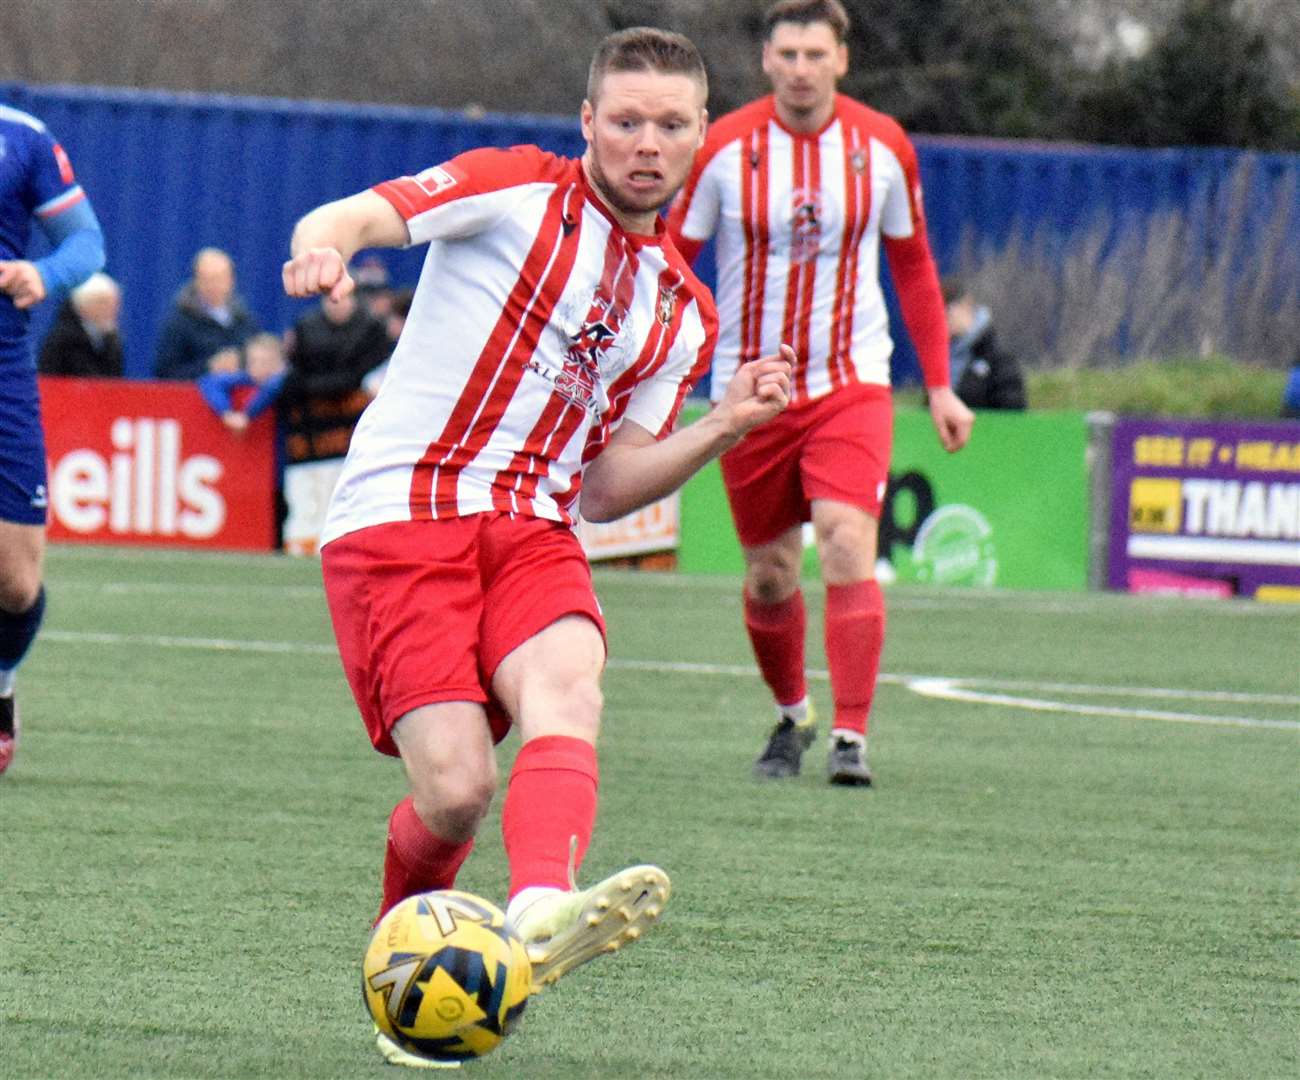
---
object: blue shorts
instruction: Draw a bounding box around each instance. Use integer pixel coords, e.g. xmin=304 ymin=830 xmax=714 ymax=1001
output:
xmin=0 ymin=356 xmax=49 ymax=526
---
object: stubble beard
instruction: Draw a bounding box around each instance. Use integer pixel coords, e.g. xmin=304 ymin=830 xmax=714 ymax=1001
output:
xmin=585 ymin=145 xmax=672 ymax=220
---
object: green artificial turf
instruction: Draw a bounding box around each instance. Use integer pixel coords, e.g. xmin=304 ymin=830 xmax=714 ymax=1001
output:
xmin=2 ymin=547 xmax=1295 ymax=1078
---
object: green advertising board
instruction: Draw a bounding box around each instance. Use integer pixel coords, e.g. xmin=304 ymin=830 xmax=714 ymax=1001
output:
xmin=678 ymin=405 xmax=1090 ymax=590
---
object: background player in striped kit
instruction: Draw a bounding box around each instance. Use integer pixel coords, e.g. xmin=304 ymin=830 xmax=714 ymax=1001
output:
xmin=667 ymin=0 xmax=974 ymax=786
xmin=0 ymin=104 xmax=106 ymax=777
xmin=282 ymin=27 xmax=794 ymax=1068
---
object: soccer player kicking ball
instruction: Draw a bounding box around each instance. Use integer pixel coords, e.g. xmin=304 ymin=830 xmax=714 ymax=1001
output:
xmin=282 ymin=28 xmax=793 ymax=1069
xmin=668 ymin=0 xmax=973 ymax=787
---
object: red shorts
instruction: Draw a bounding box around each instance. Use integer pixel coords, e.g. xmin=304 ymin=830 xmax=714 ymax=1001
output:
xmin=321 ymin=514 xmax=606 ymax=757
xmin=720 ymin=382 xmax=893 ymax=547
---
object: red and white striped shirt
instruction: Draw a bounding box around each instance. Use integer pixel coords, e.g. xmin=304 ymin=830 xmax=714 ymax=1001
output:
xmin=667 ymin=95 xmax=948 ymax=403
xmin=322 ymin=146 xmax=717 ymax=546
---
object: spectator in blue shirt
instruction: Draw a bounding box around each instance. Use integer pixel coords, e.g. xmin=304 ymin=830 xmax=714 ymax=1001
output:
xmin=198 ymin=332 xmax=287 ymax=435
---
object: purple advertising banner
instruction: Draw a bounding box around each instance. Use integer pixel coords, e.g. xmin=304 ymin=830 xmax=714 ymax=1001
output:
xmin=1109 ymin=417 xmax=1300 ymax=600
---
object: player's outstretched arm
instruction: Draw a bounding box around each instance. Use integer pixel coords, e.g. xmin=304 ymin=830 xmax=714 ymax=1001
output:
xmin=927 ymin=385 xmax=975 ymax=453
xmin=282 ymin=190 xmax=409 ymax=300
xmin=580 ymin=345 xmax=794 ymax=523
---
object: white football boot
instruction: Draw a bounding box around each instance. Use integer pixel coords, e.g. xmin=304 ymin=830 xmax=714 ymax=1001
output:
xmin=508 ymin=865 xmax=671 ymax=991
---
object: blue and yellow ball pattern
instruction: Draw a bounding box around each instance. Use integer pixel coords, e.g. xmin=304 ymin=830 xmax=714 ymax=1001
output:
xmin=363 ymin=890 xmax=532 ymax=1063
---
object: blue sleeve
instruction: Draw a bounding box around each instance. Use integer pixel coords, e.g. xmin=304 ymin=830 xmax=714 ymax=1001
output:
xmin=243 ymin=371 xmax=286 ymax=421
xmin=33 ymin=198 xmax=106 ymax=298
xmin=197 ymin=371 xmax=241 ymax=415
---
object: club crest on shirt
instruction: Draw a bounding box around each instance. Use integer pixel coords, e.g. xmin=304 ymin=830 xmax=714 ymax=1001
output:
xmin=850 ymin=149 xmax=867 ymax=175
xmin=543 ymin=288 xmax=630 ymax=413
xmin=656 ymin=283 xmax=677 ymax=326
xmin=789 ymin=188 xmax=824 ymax=264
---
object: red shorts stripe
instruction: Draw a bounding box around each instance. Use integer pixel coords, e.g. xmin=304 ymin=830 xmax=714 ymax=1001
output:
xmin=719 ymin=383 xmax=893 ymax=547
xmin=321 ymin=514 xmax=606 ymax=756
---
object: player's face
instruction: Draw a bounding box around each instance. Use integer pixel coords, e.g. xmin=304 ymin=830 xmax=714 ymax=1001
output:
xmin=762 ymin=21 xmax=848 ymax=129
xmin=582 ymin=70 xmax=707 ymax=233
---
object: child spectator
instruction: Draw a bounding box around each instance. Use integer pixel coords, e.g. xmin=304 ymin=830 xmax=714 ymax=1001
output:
xmin=198 ymin=332 xmax=287 ymax=435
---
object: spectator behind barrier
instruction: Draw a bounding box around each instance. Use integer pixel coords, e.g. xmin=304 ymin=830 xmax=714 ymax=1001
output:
xmin=37 ymin=271 xmax=124 ymax=377
xmin=281 ymin=288 xmax=388 ymax=462
xmin=361 ymin=286 xmax=414 ymax=397
xmin=197 ymin=332 xmax=287 ymax=436
xmin=154 ymin=247 xmax=259 ymax=380
xmin=942 ymin=274 xmax=1027 ymax=411
xmin=353 ymin=254 xmax=394 ymax=319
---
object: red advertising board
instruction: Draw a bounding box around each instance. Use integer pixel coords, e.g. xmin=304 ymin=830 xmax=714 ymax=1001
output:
xmin=40 ymin=377 xmax=276 ymax=551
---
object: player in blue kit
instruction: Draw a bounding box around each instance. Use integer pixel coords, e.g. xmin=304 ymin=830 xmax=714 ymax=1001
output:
xmin=0 ymin=103 xmax=106 ymax=775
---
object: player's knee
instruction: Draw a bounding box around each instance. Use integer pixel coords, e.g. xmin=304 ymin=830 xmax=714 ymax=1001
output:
xmin=552 ymin=674 xmax=604 ymax=739
xmin=745 ymin=561 xmax=800 ymax=604
xmin=0 ymin=572 xmax=41 ymax=615
xmin=517 ymin=673 xmax=603 ymax=743
xmin=816 ymin=521 xmax=874 ymax=580
xmin=412 ymin=769 xmax=496 ymax=842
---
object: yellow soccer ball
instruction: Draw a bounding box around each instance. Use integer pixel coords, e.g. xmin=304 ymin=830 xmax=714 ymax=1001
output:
xmin=363 ymin=890 xmax=532 ymax=1064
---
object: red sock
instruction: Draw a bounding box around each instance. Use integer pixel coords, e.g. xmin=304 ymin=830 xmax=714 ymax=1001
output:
xmin=502 ymin=735 xmax=598 ymax=898
xmin=744 ymin=589 xmax=807 ymax=708
xmin=824 ymin=580 xmax=885 ymax=736
xmin=377 ymin=797 xmax=474 ymax=923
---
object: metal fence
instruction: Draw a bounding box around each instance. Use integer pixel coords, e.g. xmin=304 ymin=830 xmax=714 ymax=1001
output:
xmin=6 ymin=82 xmax=1297 ymax=380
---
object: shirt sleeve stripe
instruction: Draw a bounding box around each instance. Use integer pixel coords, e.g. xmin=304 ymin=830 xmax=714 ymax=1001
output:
xmin=35 ymin=186 xmax=86 ymax=218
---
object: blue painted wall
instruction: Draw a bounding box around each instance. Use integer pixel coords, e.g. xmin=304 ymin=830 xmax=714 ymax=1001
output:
xmin=5 ymin=82 xmax=1297 ymax=382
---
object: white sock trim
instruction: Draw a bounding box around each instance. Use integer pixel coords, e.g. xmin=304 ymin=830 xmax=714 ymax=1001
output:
xmin=829 ymin=728 xmax=866 ymax=747
xmin=777 ymin=696 xmax=810 ymax=725
xmin=505 ymin=885 xmax=562 ymax=926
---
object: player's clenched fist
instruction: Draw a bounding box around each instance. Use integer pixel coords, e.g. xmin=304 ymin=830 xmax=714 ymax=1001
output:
xmin=0 ymin=260 xmax=47 ymax=310
xmin=282 ymin=246 xmax=354 ymax=300
xmin=719 ymin=343 xmax=795 ymax=437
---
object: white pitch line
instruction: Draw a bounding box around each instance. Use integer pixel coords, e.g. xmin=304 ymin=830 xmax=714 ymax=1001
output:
xmin=606 ymin=657 xmax=1300 ymax=707
xmin=39 ymin=630 xmax=1297 ymax=731
xmin=905 ymin=677 xmax=1300 ymax=732
xmin=906 ymin=676 xmax=1300 ymax=707
xmin=55 ymin=580 xmax=325 ymax=599
xmin=43 ymin=629 xmax=336 ymax=656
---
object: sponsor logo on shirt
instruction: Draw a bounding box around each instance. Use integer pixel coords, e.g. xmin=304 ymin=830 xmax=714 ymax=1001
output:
xmin=534 ymin=288 xmax=630 ymax=414
xmin=412 ymin=165 xmax=459 ymax=199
